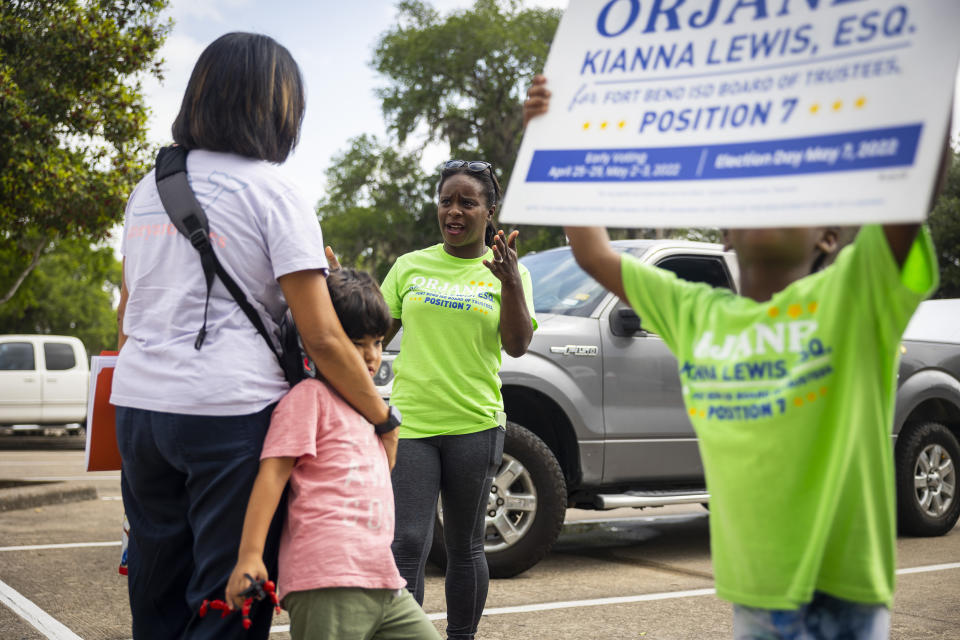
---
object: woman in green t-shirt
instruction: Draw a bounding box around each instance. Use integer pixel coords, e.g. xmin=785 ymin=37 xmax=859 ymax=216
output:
xmin=380 ymin=160 xmax=537 ymax=640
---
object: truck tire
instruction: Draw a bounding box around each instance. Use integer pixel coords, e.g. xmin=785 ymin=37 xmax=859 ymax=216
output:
xmin=428 ymin=421 xmax=567 ymax=578
xmin=896 ymin=421 xmax=960 ymax=536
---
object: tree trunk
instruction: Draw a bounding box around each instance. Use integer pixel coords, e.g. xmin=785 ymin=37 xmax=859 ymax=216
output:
xmin=0 ymin=237 xmax=49 ymax=306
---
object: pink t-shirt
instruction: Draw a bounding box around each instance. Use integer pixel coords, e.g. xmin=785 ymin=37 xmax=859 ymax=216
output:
xmin=262 ymin=379 xmax=405 ymax=596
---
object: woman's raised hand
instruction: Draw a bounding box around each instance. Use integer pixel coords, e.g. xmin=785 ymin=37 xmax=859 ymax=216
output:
xmin=522 ymin=75 xmax=551 ymax=129
xmin=324 ymin=246 xmax=342 ymax=271
xmin=484 ymin=229 xmax=522 ymax=286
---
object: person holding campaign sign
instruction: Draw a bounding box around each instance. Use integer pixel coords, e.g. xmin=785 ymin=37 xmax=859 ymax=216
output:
xmin=379 ymin=161 xmax=537 ymax=640
xmin=112 ymin=33 xmax=394 ymax=640
xmin=505 ymin=0 xmax=959 ymax=229
xmin=524 ymin=77 xmax=948 ymax=639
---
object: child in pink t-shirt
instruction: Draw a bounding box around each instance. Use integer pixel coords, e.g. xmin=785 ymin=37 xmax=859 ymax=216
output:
xmin=226 ymin=268 xmax=440 ymax=640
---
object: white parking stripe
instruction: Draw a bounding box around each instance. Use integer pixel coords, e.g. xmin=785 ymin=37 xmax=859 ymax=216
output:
xmin=896 ymin=561 xmax=960 ymax=575
xmin=29 ymin=476 xmax=121 ymax=481
xmin=422 ymin=587 xmax=718 ymax=622
xmin=258 ymin=560 xmax=960 ymax=632
xmin=0 ymin=542 xmax=121 ymax=552
xmin=3 ymin=537 xmax=957 ymax=639
xmin=566 ymin=513 xmax=705 ymax=526
xmin=0 ymin=578 xmax=83 ymax=640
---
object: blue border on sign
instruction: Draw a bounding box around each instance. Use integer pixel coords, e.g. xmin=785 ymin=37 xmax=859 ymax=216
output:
xmin=525 ymin=124 xmax=921 ymax=183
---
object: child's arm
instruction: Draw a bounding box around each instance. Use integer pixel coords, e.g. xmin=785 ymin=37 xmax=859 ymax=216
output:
xmin=881 ymin=116 xmax=950 ymax=267
xmin=225 ymin=456 xmax=296 ymax=609
xmin=522 ymin=78 xmax=628 ymax=301
xmin=882 ymin=224 xmax=921 ymax=268
xmin=564 ymin=227 xmax=628 ymax=301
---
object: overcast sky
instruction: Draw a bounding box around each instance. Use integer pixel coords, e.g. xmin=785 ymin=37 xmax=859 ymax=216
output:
xmin=141 ymin=0 xmax=567 ymax=208
xmin=142 ymin=0 xmax=960 ymax=210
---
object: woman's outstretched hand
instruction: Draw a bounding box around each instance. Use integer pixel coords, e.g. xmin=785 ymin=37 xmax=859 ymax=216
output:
xmin=522 ymin=75 xmax=551 ymax=129
xmin=484 ymin=229 xmax=522 ymax=287
xmin=324 ymin=246 xmax=342 ymax=271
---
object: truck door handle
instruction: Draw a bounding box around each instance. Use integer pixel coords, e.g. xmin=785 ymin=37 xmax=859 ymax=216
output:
xmin=23 ymin=377 xmax=36 ymax=383
xmin=46 ymin=378 xmax=57 ymax=383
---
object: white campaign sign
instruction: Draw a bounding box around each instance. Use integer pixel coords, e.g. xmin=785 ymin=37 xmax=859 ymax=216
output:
xmin=501 ymin=0 xmax=960 ymax=228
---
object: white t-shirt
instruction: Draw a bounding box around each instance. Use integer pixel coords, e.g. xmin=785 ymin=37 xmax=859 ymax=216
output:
xmin=111 ymin=149 xmax=328 ymax=415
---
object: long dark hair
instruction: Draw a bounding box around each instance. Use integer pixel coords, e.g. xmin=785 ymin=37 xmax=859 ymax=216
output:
xmin=437 ymin=164 xmax=501 ymax=246
xmin=172 ymin=32 xmax=305 ymax=163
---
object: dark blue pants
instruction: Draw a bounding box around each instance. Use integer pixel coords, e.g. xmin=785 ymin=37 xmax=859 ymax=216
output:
xmin=391 ymin=427 xmax=505 ymax=640
xmin=116 ymin=404 xmax=283 ymax=640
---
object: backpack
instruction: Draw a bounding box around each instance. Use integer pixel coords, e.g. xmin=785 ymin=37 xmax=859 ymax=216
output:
xmin=153 ymin=145 xmax=316 ymax=385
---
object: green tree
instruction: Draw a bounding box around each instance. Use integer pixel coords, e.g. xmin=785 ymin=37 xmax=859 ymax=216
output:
xmin=369 ymin=0 xmax=565 ymax=255
xmin=929 ymin=146 xmax=960 ymax=298
xmin=375 ymin=0 xmax=558 ymax=184
xmin=0 ymin=238 xmax=121 ymax=355
xmin=319 ymin=135 xmax=437 ymax=281
xmin=326 ymin=0 xmax=715 ymax=263
xmin=0 ymin=0 xmax=169 ymax=305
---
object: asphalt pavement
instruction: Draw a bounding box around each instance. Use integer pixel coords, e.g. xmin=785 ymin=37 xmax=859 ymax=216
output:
xmin=1 ymin=439 xmax=958 ymax=639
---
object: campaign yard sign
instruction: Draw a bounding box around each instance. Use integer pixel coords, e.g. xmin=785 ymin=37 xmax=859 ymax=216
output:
xmin=501 ymin=0 xmax=960 ymax=228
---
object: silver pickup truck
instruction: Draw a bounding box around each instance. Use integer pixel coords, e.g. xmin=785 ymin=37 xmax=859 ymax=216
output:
xmin=379 ymin=240 xmax=960 ymax=577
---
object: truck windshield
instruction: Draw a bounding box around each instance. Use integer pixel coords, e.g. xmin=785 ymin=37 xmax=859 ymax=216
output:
xmin=520 ymin=246 xmax=642 ymax=317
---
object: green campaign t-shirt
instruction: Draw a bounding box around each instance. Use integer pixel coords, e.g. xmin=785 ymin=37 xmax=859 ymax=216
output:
xmin=621 ymin=225 xmax=937 ymax=609
xmin=381 ymin=243 xmax=537 ymax=438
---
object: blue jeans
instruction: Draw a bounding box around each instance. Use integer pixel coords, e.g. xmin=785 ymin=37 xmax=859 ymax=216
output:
xmin=733 ymin=592 xmax=890 ymax=640
xmin=391 ymin=427 xmax=505 ymax=640
xmin=116 ymin=404 xmax=283 ymax=640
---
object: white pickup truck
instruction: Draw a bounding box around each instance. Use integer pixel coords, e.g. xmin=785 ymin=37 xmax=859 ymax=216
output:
xmin=0 ymin=335 xmax=89 ymax=433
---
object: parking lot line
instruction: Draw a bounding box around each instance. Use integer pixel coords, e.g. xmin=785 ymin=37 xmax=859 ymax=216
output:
xmin=2 ymin=544 xmax=957 ymax=639
xmin=0 ymin=541 xmax=121 ymax=553
xmin=29 ymin=476 xmax=121 ymax=481
xmin=258 ymin=560 xmax=960 ymax=632
xmin=421 ymin=587 xmax=719 ymax=622
xmin=0 ymin=578 xmax=83 ymax=640
xmin=896 ymin=561 xmax=960 ymax=575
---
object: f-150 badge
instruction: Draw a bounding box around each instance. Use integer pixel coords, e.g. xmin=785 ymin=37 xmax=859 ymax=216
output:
xmin=550 ymin=345 xmax=599 ymax=356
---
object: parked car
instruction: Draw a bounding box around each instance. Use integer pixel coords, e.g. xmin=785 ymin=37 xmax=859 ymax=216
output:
xmin=377 ymin=241 xmax=960 ymax=578
xmin=0 ymin=335 xmax=89 ymax=433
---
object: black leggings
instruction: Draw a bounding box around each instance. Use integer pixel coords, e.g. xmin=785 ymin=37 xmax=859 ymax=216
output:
xmin=391 ymin=427 xmax=505 ymax=640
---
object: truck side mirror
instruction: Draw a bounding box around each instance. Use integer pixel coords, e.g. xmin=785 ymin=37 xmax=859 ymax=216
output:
xmin=610 ymin=306 xmax=643 ymax=336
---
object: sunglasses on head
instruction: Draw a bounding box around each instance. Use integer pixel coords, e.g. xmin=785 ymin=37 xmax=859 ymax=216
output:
xmin=443 ymin=160 xmax=492 ymax=172
xmin=442 ymin=160 xmax=500 ymax=201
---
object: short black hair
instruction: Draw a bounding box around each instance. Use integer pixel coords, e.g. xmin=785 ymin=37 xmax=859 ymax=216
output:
xmin=172 ymin=32 xmax=305 ymax=163
xmin=437 ymin=164 xmax=501 ymax=246
xmin=326 ymin=268 xmax=392 ymax=340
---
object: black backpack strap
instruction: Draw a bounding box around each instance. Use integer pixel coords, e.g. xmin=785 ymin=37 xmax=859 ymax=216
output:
xmin=154 ymin=146 xmax=283 ymax=363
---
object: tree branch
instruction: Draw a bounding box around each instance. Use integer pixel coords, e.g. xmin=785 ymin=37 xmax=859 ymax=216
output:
xmin=0 ymin=236 xmax=51 ymax=305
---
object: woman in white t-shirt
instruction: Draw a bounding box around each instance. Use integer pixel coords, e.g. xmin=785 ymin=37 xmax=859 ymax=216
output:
xmin=112 ymin=33 xmax=394 ymax=640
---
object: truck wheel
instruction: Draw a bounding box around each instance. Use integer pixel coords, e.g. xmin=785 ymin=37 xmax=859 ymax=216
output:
xmin=896 ymin=421 xmax=960 ymax=536
xmin=428 ymin=421 xmax=567 ymax=578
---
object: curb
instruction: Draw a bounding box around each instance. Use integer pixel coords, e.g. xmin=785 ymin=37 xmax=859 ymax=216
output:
xmin=0 ymin=482 xmax=98 ymax=512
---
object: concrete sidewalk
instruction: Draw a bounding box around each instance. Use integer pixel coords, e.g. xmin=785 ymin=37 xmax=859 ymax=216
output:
xmin=0 ymin=436 xmax=102 ymax=511
xmin=0 ymin=480 xmax=98 ymax=512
